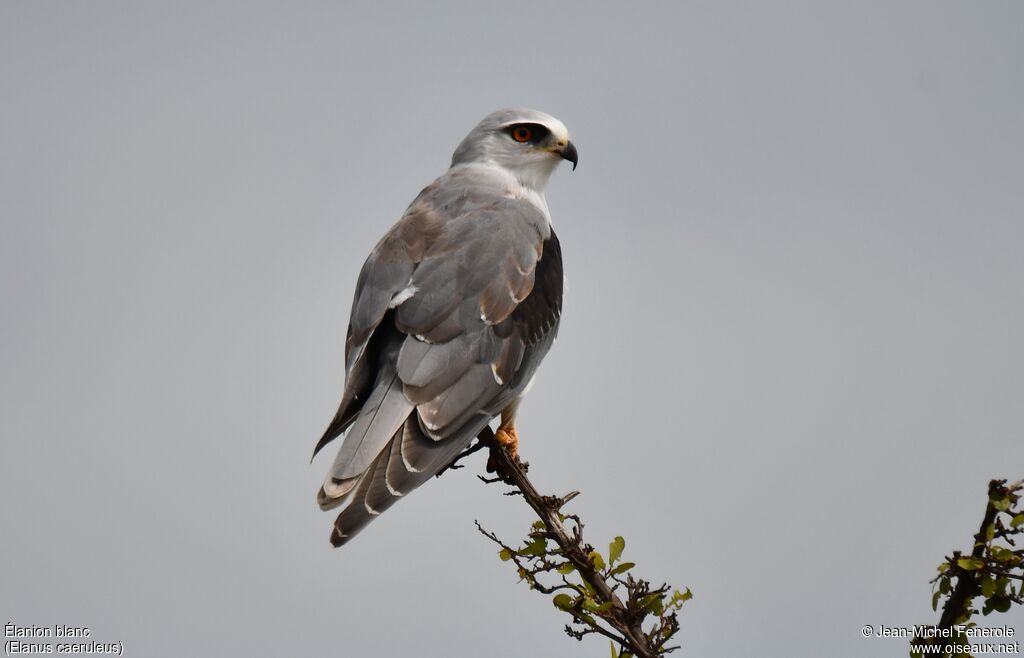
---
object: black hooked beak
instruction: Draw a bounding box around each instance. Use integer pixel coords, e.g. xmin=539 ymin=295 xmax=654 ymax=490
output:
xmin=559 ymin=141 xmax=578 ymax=171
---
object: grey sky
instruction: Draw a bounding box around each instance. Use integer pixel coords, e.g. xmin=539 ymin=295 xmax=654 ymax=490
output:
xmin=2 ymin=2 xmax=1022 ymax=656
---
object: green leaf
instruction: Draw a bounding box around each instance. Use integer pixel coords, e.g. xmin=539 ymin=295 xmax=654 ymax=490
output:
xmin=552 ymin=593 xmax=573 ymax=610
xmin=956 ymin=557 xmax=985 ymax=571
xmin=674 ymin=588 xmax=693 ymax=603
xmin=990 ymin=494 xmax=1012 ymax=512
xmin=499 ymin=549 xmax=512 ymax=562
xmin=609 ymin=536 xmax=625 ymax=565
xmin=557 ymin=562 xmax=576 ymax=575
xmin=583 ymin=597 xmax=614 ymax=613
xmin=991 ymin=546 xmax=1022 ymax=565
xmin=1011 ymin=513 xmax=1024 ymax=528
xmin=522 ymin=537 xmax=547 ymax=556
xmin=640 ymin=592 xmax=665 ymax=615
xmin=932 ymin=590 xmax=941 ymax=612
xmin=610 ymin=641 xmax=618 ymax=658
xmin=610 ymin=562 xmax=636 ymax=576
xmin=589 ymin=550 xmax=606 ymax=570
xmin=981 ymin=575 xmax=996 ymax=598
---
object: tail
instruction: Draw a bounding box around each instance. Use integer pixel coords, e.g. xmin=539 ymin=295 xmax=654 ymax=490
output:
xmin=319 ymin=411 xmax=491 ymax=547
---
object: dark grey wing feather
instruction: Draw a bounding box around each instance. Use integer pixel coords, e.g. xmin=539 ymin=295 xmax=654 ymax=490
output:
xmin=390 ymin=257 xmax=462 ymax=335
xmin=416 ymin=363 xmax=501 ymax=438
xmin=396 ymin=332 xmax=476 ymax=395
xmin=316 ymin=168 xmax=564 ymax=547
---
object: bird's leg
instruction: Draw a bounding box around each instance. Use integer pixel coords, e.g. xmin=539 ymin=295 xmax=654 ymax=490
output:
xmin=495 ymin=400 xmax=521 ymax=461
xmin=486 ymin=402 xmax=521 ymax=474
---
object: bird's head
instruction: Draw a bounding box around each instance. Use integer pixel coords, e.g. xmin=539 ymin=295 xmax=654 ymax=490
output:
xmin=451 ymin=108 xmax=578 ymax=192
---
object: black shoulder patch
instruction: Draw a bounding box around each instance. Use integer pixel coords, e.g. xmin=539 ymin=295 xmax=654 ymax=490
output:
xmin=498 ymin=230 xmax=563 ymax=345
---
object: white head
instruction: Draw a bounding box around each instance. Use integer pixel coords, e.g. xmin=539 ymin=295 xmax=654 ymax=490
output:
xmin=450 ymin=108 xmax=578 ymax=192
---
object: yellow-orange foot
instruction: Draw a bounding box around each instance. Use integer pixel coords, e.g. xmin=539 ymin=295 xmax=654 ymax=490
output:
xmin=486 ymin=424 xmax=520 ymax=475
xmin=495 ymin=425 xmax=519 ymax=461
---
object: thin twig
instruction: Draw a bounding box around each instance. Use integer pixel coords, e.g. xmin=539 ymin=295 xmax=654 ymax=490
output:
xmin=435 ymin=437 xmax=488 ymax=477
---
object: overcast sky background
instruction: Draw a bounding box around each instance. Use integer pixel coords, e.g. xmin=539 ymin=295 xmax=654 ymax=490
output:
xmin=2 ymin=2 xmax=1023 ymax=657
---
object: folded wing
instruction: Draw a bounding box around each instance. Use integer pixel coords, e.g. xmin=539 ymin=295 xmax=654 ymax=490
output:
xmin=314 ymin=169 xmax=563 ymax=546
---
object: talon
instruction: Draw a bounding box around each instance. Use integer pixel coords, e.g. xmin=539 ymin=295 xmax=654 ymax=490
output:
xmin=495 ymin=424 xmax=519 ymax=461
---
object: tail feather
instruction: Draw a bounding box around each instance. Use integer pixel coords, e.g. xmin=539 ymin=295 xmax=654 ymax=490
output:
xmin=317 ymin=475 xmax=360 ymax=510
xmin=328 ymin=413 xmax=492 ymax=547
xmin=330 ymin=446 xmax=387 ymax=546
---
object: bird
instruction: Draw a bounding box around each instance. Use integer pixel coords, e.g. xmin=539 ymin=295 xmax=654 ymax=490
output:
xmin=312 ymin=108 xmax=577 ymax=547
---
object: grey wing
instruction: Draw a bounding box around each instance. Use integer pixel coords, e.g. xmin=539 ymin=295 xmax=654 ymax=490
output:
xmin=314 ymin=174 xmax=563 ymax=547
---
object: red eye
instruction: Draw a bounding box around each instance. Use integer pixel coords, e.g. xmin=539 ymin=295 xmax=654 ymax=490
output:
xmin=512 ymin=126 xmax=532 ymax=143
